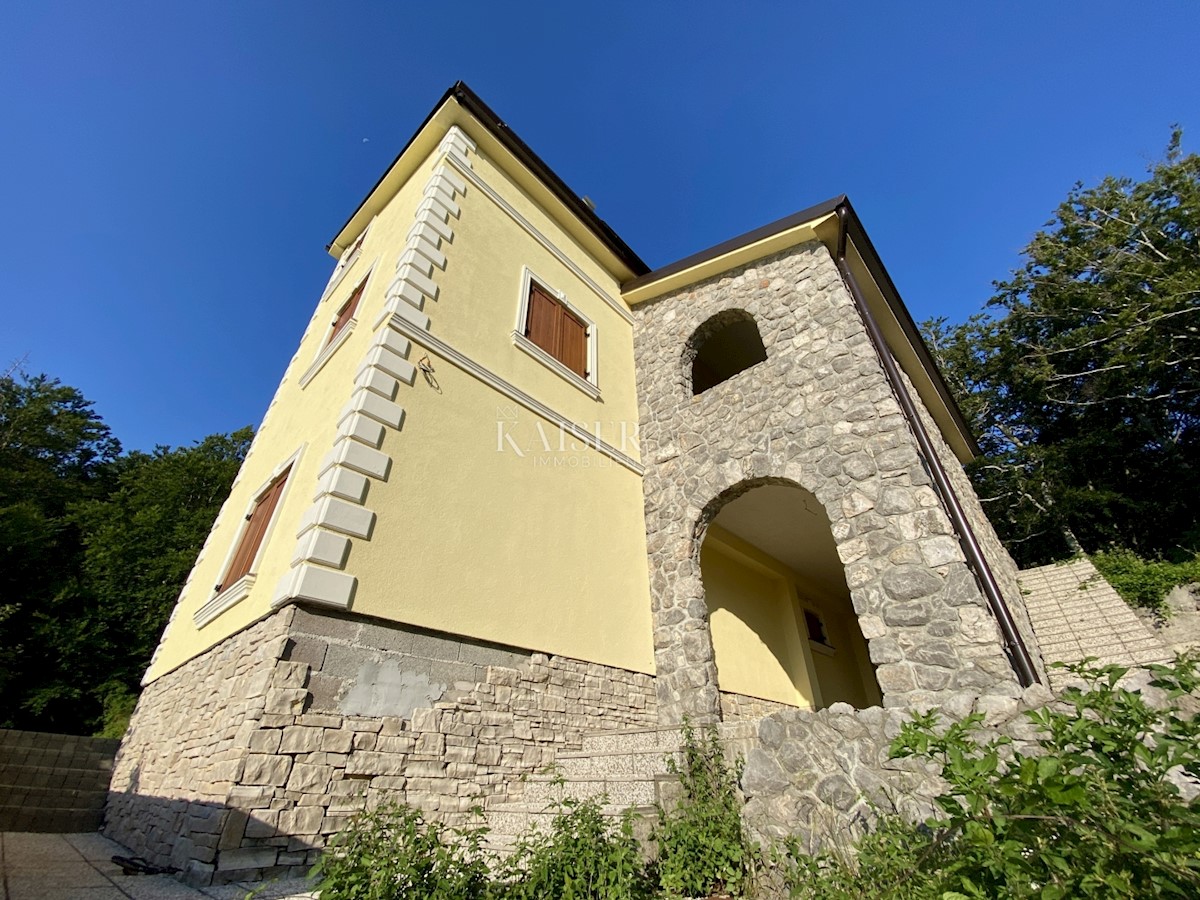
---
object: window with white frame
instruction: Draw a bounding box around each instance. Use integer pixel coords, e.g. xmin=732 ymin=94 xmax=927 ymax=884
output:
xmin=194 ymin=449 xmax=300 ymax=627
xmin=512 ymin=268 xmax=599 ymax=397
xmin=300 ymin=265 xmax=375 ymax=388
xmin=321 ymin=222 xmax=371 ymax=299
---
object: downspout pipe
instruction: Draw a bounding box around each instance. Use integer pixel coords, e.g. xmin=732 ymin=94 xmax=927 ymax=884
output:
xmin=833 ymin=204 xmax=1040 ymax=688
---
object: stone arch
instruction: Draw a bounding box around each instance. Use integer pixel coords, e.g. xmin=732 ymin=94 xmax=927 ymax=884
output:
xmin=683 ymin=308 xmax=768 ymax=395
xmin=692 ymin=476 xmax=882 ymax=717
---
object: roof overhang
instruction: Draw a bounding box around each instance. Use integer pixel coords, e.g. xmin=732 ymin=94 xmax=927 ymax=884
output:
xmin=327 ymin=82 xmax=649 ymax=283
xmin=620 ymin=198 xmax=980 ymax=463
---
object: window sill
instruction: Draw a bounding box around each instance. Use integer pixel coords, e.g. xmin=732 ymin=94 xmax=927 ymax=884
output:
xmin=512 ymin=331 xmax=601 ymax=400
xmin=195 ymin=575 xmax=256 ymax=628
xmin=299 ymin=320 xmax=357 ymax=388
xmin=809 ymin=639 xmax=837 ymax=657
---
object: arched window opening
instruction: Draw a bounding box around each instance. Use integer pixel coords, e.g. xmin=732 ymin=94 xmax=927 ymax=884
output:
xmin=687 ymin=310 xmax=767 ymax=395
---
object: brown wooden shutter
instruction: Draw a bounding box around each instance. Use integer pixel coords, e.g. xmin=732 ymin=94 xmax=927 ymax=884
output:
xmin=221 ymin=466 xmax=291 ymax=587
xmin=560 ymin=308 xmax=588 ymax=377
xmin=526 ymin=284 xmax=561 ymax=358
xmin=327 ymin=280 xmax=366 ymax=347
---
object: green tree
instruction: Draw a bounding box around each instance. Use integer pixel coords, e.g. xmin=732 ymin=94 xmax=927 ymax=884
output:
xmin=0 ymin=370 xmax=119 ymax=728
xmin=0 ymin=367 xmax=251 ymax=733
xmin=924 ymin=132 xmax=1200 ymax=565
xmin=44 ymin=428 xmax=252 ymax=732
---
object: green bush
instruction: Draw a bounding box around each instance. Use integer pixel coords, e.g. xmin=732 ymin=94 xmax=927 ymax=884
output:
xmin=654 ymin=720 xmax=755 ymax=898
xmin=1091 ymin=548 xmax=1200 ymax=614
xmin=495 ymin=795 xmax=652 ymax=900
xmin=94 ymin=681 xmax=137 ymax=739
xmin=311 ymin=801 xmax=491 ymax=900
xmin=783 ymin=656 xmax=1200 ymax=899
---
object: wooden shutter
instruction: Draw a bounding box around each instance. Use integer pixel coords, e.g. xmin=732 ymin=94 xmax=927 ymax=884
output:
xmin=327 ymin=280 xmax=366 ymax=346
xmin=525 ymin=282 xmax=589 ymax=378
xmin=526 ymin=284 xmax=561 ymax=357
xmin=220 ymin=466 xmax=290 ymax=587
xmin=559 ymin=308 xmax=588 ymax=377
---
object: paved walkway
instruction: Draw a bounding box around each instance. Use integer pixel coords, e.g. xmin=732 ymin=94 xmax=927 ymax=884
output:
xmin=1019 ymin=558 xmax=1172 ymax=686
xmin=0 ymin=833 xmax=316 ymax=900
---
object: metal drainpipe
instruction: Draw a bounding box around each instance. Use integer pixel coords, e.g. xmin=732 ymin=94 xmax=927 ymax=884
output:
xmin=833 ymin=204 xmax=1039 ymax=687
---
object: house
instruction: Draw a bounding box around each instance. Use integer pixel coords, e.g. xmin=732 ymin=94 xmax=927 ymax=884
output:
xmin=105 ymin=82 xmax=1047 ymax=885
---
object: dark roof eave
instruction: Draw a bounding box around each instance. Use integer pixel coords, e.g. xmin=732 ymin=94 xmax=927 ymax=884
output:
xmin=837 ymin=201 xmax=981 ymax=457
xmin=327 ymin=82 xmax=649 ymax=277
xmin=621 ymin=194 xmax=847 ymax=293
xmin=619 ymin=194 xmax=980 ymax=458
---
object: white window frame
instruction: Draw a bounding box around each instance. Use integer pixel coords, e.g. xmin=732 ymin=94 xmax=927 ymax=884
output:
xmin=511 ymin=267 xmax=600 ymax=400
xmin=319 ymin=219 xmax=374 ymax=302
xmin=299 ymin=261 xmax=378 ymax=388
xmin=194 ymin=445 xmax=305 ymax=628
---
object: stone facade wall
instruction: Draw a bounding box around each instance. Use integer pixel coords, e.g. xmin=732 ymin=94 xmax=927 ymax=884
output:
xmin=106 ymin=610 xmax=293 ymax=880
xmin=898 ymin=368 xmax=1046 ymax=682
xmin=632 ymin=242 xmax=1024 ymax=724
xmin=720 ymin=692 xmax=796 ymax=721
xmin=107 ymin=605 xmax=658 ymax=885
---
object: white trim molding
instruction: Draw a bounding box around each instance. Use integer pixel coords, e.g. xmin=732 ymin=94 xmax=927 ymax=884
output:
xmin=273 ymin=125 xmax=478 ymax=613
xmin=300 ymin=260 xmax=379 ymax=388
xmin=194 ymin=575 xmax=255 ymax=629
xmin=319 ymin=218 xmax=374 ymax=301
xmin=443 ymin=152 xmax=633 ymax=325
xmin=391 ymin=313 xmax=644 ymax=475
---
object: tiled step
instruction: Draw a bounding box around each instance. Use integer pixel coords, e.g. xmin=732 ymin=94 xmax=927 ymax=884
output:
xmin=0 ymin=731 xmax=120 ymax=752
xmin=517 ymin=774 xmax=659 ymax=808
xmin=554 ymin=746 xmax=682 ymax=779
xmin=485 ymin=803 xmax=656 ymax=842
xmin=1 ymin=784 xmax=110 ymax=806
xmin=0 ymin=804 xmax=105 ymax=833
xmin=1 ymin=762 xmax=113 ymax=787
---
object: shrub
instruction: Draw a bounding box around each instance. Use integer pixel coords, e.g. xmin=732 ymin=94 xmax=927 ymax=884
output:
xmin=310 ymin=801 xmax=491 ymax=900
xmin=654 ymin=720 xmax=755 ymax=898
xmin=783 ymin=656 xmax=1200 ymax=899
xmin=495 ymin=794 xmax=653 ymax=900
xmin=1091 ymin=548 xmax=1200 ymax=615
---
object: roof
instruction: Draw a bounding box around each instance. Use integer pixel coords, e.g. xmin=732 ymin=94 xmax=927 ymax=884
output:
xmin=621 ymin=196 xmax=980 ymax=460
xmin=329 ymin=82 xmax=978 ymax=460
xmin=328 ymin=81 xmax=649 ymax=277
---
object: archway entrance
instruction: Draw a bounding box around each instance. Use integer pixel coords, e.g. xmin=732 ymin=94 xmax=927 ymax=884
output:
xmin=700 ymin=481 xmax=881 ymax=713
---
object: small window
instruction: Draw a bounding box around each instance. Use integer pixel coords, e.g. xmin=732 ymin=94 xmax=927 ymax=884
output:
xmin=524 ymin=280 xmax=588 ymax=378
xmin=217 ymin=466 xmax=291 ymax=591
xmin=804 ymin=609 xmax=832 ymax=648
xmin=327 ymin=278 xmax=366 ymax=348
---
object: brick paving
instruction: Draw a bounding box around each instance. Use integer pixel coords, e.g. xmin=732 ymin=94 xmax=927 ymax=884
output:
xmin=1018 ymin=558 xmax=1172 ymax=686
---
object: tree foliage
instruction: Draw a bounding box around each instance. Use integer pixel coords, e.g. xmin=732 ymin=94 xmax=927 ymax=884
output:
xmin=0 ymin=368 xmax=249 ymax=733
xmin=924 ymin=132 xmax=1200 ymax=565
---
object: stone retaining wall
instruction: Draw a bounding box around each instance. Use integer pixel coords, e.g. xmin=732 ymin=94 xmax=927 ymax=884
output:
xmin=739 ymin=679 xmax=1056 ymax=851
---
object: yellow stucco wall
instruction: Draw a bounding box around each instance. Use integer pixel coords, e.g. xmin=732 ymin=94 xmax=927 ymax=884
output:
xmin=701 ymin=526 xmax=880 ymax=710
xmin=701 ymin=540 xmax=814 ymax=707
xmin=145 ymin=113 xmax=654 ymax=683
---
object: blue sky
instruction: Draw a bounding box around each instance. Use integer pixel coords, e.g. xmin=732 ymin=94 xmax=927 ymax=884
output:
xmin=4 ymin=2 xmax=1198 ymax=452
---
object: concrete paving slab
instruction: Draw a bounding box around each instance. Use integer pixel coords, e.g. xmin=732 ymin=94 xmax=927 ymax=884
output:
xmin=0 ymin=832 xmax=318 ymax=900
